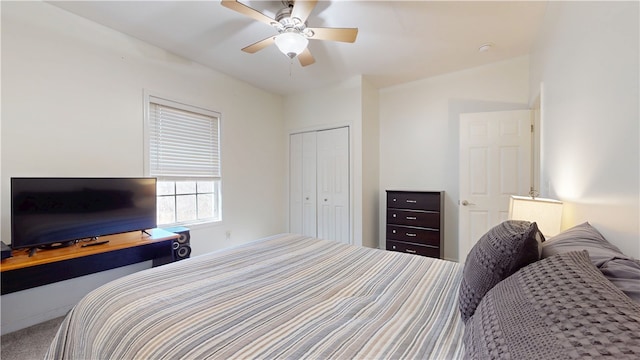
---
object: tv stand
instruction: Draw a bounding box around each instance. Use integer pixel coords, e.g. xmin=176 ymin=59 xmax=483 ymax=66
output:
xmin=1 ymin=229 xmax=178 ymax=295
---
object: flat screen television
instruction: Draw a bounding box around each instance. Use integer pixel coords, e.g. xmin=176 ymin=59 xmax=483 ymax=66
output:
xmin=11 ymin=177 xmax=157 ymax=250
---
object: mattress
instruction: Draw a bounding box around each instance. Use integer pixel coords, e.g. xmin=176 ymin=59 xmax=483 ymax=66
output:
xmin=46 ymin=233 xmax=464 ymax=359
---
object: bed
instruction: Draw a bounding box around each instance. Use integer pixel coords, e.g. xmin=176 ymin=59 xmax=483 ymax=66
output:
xmin=46 ymin=222 xmax=640 ymax=359
xmin=46 ymin=233 xmax=465 ymax=359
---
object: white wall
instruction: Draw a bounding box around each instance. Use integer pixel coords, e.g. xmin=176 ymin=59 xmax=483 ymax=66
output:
xmin=360 ymin=78 xmax=380 ymax=249
xmin=530 ymin=1 xmax=639 ymax=257
xmin=379 ymin=56 xmax=530 ymax=261
xmin=283 ymin=76 xmax=380 ymax=248
xmin=1 ymin=1 xmax=286 ymax=333
xmin=284 ymin=76 xmax=361 ymax=245
xmin=1 ymin=1 xmax=286 ymax=252
xmin=284 ymin=77 xmax=362 ymax=132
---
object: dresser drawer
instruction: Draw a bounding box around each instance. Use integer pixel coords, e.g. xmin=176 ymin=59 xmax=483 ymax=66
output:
xmin=387 ymin=209 xmax=439 ymax=228
xmin=386 ymin=240 xmax=440 ymax=258
xmin=386 ymin=225 xmax=440 ymax=247
xmin=387 ymin=191 xmax=440 ymax=211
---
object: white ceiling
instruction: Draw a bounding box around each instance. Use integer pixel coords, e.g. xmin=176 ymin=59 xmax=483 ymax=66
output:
xmin=49 ymin=1 xmax=548 ymax=95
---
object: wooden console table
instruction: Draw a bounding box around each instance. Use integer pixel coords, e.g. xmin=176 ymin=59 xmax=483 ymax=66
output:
xmin=0 ymin=228 xmax=178 ymax=295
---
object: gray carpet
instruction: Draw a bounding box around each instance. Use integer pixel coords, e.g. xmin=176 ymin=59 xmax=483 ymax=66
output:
xmin=1 ymin=316 xmax=65 ymax=360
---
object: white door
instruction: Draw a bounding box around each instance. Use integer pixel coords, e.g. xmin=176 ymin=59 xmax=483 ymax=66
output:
xmin=289 ymin=127 xmax=350 ymax=243
xmin=289 ymin=132 xmax=317 ymax=237
xmin=317 ymin=127 xmax=350 ymax=244
xmin=458 ymin=110 xmax=531 ymax=263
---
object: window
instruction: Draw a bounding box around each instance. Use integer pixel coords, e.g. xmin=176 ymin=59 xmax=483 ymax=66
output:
xmin=145 ymin=94 xmax=221 ymax=226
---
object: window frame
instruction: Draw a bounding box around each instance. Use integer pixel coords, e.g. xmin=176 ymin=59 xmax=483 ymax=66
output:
xmin=143 ymin=91 xmax=222 ymax=227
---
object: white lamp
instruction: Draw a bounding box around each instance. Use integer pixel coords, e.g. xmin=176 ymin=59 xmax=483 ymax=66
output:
xmin=274 ymin=32 xmax=308 ymax=59
xmin=508 ymin=195 xmax=563 ymax=237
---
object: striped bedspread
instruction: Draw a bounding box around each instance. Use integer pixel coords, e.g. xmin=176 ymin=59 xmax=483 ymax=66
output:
xmin=46 ymin=234 xmax=464 ymax=359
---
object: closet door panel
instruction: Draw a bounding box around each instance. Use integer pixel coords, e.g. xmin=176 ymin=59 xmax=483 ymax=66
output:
xmin=301 ymin=132 xmax=317 ymax=237
xmin=316 ymin=127 xmax=350 ymax=244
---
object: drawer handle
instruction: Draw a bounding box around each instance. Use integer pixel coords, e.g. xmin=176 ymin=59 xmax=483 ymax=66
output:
xmin=406 ymin=233 xmax=417 ymax=237
xmin=406 ymin=200 xmax=417 ymax=203
xmin=406 ymin=216 xmax=417 ymax=220
xmin=406 ymin=249 xmax=417 ymax=254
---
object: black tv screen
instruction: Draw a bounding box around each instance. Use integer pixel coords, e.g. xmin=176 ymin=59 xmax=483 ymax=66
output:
xmin=11 ymin=177 xmax=157 ymax=249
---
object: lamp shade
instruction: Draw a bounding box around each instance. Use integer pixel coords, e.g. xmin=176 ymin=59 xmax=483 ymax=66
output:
xmin=275 ymin=32 xmax=308 ymax=59
xmin=508 ymin=195 xmax=563 ymax=237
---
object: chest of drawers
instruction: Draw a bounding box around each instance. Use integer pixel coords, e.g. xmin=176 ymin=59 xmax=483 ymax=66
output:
xmin=386 ymin=191 xmax=443 ymax=258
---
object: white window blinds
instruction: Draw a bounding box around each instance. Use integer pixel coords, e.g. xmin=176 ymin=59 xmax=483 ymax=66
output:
xmin=148 ymin=96 xmax=220 ymax=178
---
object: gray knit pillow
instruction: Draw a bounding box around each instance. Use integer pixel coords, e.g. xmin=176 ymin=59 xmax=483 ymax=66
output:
xmin=458 ymin=220 xmax=542 ymax=323
xmin=464 ymin=250 xmax=640 ymax=359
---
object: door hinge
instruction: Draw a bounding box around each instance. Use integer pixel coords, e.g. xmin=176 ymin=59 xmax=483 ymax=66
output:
xmin=531 ymin=124 xmax=534 ymax=132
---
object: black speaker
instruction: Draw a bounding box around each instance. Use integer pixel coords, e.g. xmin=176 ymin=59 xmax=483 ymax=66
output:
xmin=1 ymin=242 xmax=12 ymax=260
xmin=164 ymin=226 xmax=191 ymax=261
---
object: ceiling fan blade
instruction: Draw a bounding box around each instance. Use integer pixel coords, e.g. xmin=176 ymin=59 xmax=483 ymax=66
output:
xmin=298 ymin=48 xmax=315 ymax=67
xmin=241 ymin=36 xmax=276 ymax=54
xmin=220 ymin=0 xmax=277 ymax=26
xmin=307 ymin=27 xmax=358 ymax=43
xmin=291 ymin=0 xmax=318 ymax=23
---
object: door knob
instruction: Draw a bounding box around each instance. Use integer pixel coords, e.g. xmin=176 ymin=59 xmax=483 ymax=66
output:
xmin=461 ymin=200 xmax=476 ymax=206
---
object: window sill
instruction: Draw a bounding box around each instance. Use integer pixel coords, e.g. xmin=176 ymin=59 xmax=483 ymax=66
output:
xmin=158 ymin=220 xmax=222 ymax=231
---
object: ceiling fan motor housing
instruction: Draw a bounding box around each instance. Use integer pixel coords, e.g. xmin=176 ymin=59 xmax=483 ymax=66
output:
xmin=273 ymin=4 xmax=315 ymax=39
xmin=274 ymin=7 xmax=303 ymax=30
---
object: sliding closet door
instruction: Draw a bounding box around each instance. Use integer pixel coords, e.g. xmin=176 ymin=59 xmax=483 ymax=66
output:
xmin=317 ymin=127 xmax=350 ymax=244
xmin=289 ymin=132 xmax=317 ymax=237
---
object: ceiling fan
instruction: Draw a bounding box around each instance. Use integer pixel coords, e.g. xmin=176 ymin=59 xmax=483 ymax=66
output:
xmin=221 ymin=0 xmax=358 ymax=66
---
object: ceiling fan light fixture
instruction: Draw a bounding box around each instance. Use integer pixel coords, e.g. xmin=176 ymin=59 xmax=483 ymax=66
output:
xmin=275 ymin=32 xmax=308 ymax=59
